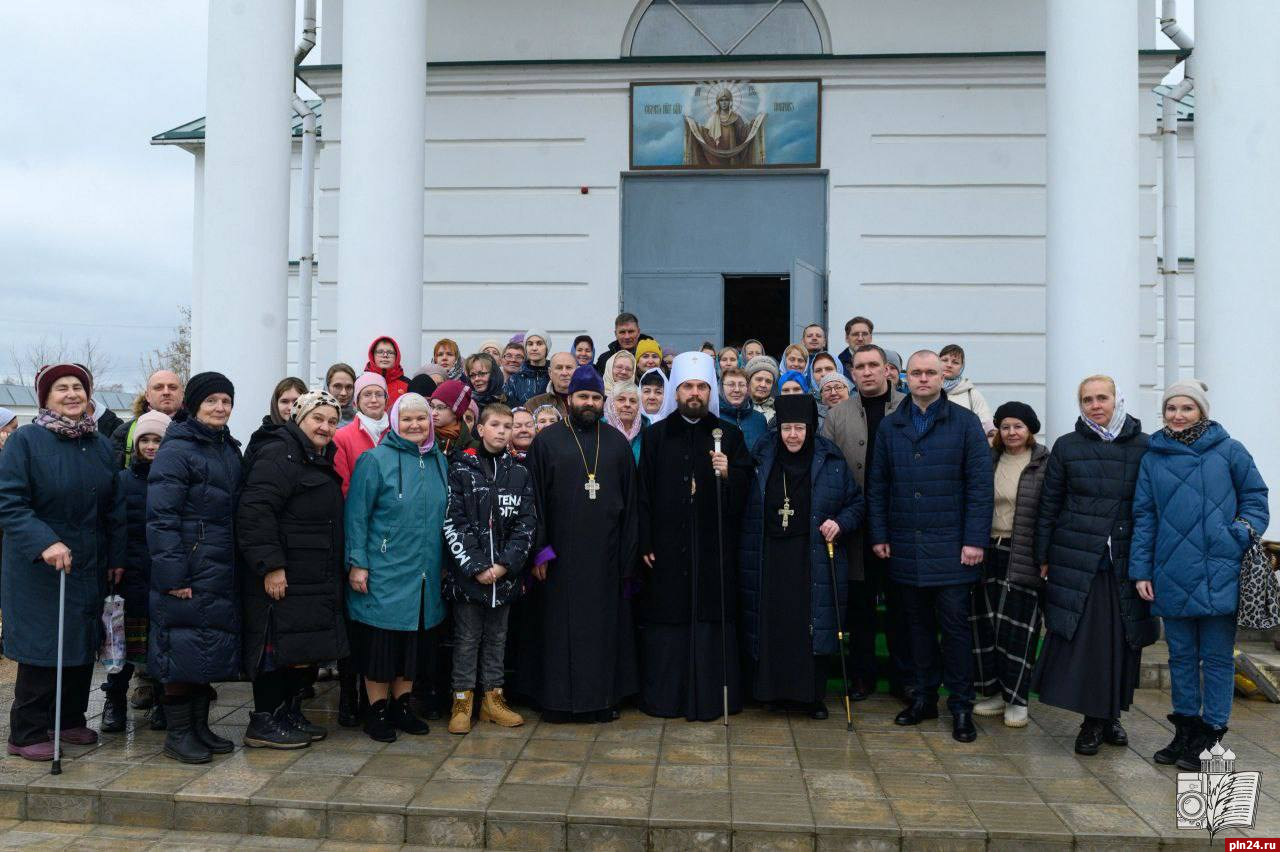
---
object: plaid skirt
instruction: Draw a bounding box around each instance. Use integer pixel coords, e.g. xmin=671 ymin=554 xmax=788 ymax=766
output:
xmin=125 ymin=617 xmax=149 ymax=665
xmin=971 ymin=544 xmax=1042 ymax=705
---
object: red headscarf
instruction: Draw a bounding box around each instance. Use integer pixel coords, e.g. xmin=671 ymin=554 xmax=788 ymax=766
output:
xmin=365 ymin=335 xmax=409 ymax=404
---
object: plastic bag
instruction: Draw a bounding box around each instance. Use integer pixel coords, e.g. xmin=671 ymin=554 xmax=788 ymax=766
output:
xmin=99 ymin=594 xmax=126 ymax=674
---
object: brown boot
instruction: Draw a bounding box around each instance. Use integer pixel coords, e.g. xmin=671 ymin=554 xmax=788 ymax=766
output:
xmin=479 ymin=688 xmax=524 ymax=728
xmin=448 ymin=691 xmax=473 ymax=735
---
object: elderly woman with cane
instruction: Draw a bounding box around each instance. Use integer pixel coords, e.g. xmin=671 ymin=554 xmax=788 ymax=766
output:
xmin=0 ymin=364 xmax=125 ymax=761
xmin=739 ymin=394 xmax=864 ymax=720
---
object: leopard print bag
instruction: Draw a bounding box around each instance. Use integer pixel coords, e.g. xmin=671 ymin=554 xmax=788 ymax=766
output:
xmin=1237 ymin=520 xmax=1279 ymax=630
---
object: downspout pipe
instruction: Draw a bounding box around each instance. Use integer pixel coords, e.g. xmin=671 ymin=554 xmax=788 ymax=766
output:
xmin=1158 ymin=0 xmax=1193 ymax=388
xmin=293 ymin=0 xmax=319 ymax=384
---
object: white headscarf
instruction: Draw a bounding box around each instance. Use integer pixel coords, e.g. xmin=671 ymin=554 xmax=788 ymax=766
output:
xmin=655 ymin=352 xmax=720 ymax=422
xmin=1080 ymin=380 xmax=1128 ymax=442
xmin=640 ymin=368 xmax=669 ymax=423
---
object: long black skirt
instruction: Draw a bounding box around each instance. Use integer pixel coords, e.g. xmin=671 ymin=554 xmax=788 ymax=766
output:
xmin=639 ymin=621 xmax=743 ymax=722
xmin=1032 ymin=569 xmax=1141 ymax=719
xmin=753 ymin=534 xmax=822 ymax=704
xmin=350 ymin=618 xmax=437 ymax=684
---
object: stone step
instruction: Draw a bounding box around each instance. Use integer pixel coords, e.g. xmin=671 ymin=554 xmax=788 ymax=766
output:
xmin=1139 ymin=638 xmax=1280 ymax=691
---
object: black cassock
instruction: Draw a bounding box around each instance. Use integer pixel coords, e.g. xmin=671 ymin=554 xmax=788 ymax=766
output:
xmin=513 ymin=418 xmax=639 ymax=713
xmin=637 ymin=414 xmax=751 ymax=721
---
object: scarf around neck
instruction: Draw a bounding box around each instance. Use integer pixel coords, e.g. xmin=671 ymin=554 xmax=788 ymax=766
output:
xmin=35 ymin=408 xmax=97 ymax=440
xmin=355 ymin=410 xmax=389 ymax=445
xmin=1081 ymin=386 xmax=1129 ymax=442
xmin=942 ymin=366 xmax=964 ymax=393
xmin=1163 ymin=418 xmax=1213 ymax=446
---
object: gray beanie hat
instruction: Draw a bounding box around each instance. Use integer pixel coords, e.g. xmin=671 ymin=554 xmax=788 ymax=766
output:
xmin=744 ymin=355 xmax=780 ymax=381
xmin=883 ymin=349 xmax=903 ymax=371
xmin=1162 ymin=379 xmax=1210 ymax=418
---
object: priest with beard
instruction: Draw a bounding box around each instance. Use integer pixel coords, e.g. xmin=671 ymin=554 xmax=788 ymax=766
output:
xmin=516 ymin=365 xmax=639 ymax=723
xmin=638 ymin=352 xmax=752 ymax=721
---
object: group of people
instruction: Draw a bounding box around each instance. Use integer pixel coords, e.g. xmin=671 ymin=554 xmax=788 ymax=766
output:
xmin=0 ymin=310 xmax=1267 ymax=779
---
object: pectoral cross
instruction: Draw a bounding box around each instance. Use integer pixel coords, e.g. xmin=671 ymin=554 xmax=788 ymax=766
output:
xmin=584 ymin=474 xmax=600 ymax=501
xmin=778 ymin=498 xmax=794 ymax=530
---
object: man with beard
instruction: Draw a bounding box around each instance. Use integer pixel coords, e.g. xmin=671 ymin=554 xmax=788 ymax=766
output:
xmin=638 ymin=352 xmax=751 ymax=721
xmin=516 ymin=365 xmax=639 ymax=722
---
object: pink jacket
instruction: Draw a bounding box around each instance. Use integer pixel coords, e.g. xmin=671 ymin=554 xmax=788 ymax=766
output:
xmin=333 ymin=419 xmax=389 ymax=496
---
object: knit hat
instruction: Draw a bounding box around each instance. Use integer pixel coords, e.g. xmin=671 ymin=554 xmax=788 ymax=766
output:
xmin=523 ymin=329 xmax=552 ymax=351
xmin=745 ymin=356 xmax=780 ymax=382
xmin=408 ymin=373 xmax=438 ymax=398
xmin=479 ymin=339 xmax=502 ymax=355
xmin=431 ymin=380 xmax=472 ymax=418
xmin=993 ymin=401 xmax=1041 ymax=435
xmin=0 ymin=407 xmax=14 ymax=430
xmin=883 ymin=349 xmax=903 ymax=372
xmin=635 ymin=338 xmax=663 ymax=361
xmin=36 ymin=363 xmax=92 ymax=408
xmin=183 ymin=371 xmax=234 ymax=413
xmin=134 ymin=410 xmax=172 ymax=440
xmin=818 ymin=372 xmax=853 ymax=393
xmin=568 ymin=364 xmax=605 ymax=396
xmin=354 ymin=372 xmax=388 ymax=400
xmin=1162 ymin=379 xmax=1210 ymax=419
xmin=291 ymin=389 xmax=341 ymax=424
xmin=509 ymin=332 xmax=526 ymax=346
xmin=416 ymin=363 xmax=448 ymax=382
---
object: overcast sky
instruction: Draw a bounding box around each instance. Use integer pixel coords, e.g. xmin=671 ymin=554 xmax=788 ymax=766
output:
xmin=0 ymin=2 xmax=1191 ymax=392
xmin=0 ymin=3 xmax=208 ymax=389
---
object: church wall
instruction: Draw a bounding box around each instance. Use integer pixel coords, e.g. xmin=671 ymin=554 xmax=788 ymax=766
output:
xmin=298 ymin=50 xmax=1169 ymax=423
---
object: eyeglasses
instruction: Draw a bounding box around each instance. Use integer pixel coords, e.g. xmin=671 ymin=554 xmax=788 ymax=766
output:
xmin=467 ymin=370 xmax=489 ymax=379
xmin=373 ymin=349 xmax=396 ymax=357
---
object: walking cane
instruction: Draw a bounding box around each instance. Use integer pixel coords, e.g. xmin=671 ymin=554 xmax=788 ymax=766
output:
xmin=51 ymin=568 xmax=66 ymax=775
xmin=711 ymin=428 xmax=729 ymax=727
xmin=826 ymin=540 xmax=854 ymax=732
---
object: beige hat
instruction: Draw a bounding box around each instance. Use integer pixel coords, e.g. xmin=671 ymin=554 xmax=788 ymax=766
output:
xmin=1162 ymin=379 xmax=1210 ymax=418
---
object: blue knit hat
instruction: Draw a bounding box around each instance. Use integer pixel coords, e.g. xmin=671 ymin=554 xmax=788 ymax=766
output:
xmin=568 ymin=364 xmax=605 ymax=396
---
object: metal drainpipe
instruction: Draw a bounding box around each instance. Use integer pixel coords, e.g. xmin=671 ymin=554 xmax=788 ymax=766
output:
xmin=1158 ymin=0 xmax=1193 ymax=387
xmin=293 ymin=0 xmax=319 ymax=384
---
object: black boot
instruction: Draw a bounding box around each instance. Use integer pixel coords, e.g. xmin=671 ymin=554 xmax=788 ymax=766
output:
xmin=1176 ymin=721 xmax=1228 ymax=772
xmin=162 ymin=700 xmax=212 ymax=764
xmin=190 ymin=690 xmax=234 ymax=754
xmin=1102 ymin=719 xmax=1128 ymax=746
xmin=1155 ymin=713 xmax=1199 ymax=765
xmin=388 ymin=694 xmax=430 ymax=735
xmin=282 ymin=694 xmax=328 ymax=742
xmin=100 ymin=697 xmax=128 ymax=733
xmin=148 ymin=702 xmax=168 ymax=731
xmin=894 ymin=694 xmax=939 ymax=726
xmin=412 ymin=683 xmax=443 ymax=721
xmin=952 ymin=711 xmax=977 ymax=743
xmin=243 ymin=706 xmax=311 ymax=750
xmin=338 ymin=670 xmax=360 ymax=728
xmin=364 ymin=699 xmax=398 ymax=743
xmin=1074 ymin=717 xmax=1106 ymax=756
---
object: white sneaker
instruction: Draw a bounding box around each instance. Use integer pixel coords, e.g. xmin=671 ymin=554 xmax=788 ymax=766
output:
xmin=973 ymin=696 xmax=1005 ymax=717
xmin=1003 ymin=704 xmax=1029 ymax=728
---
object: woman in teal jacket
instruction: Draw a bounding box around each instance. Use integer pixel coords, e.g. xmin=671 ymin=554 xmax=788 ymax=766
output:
xmin=1131 ymin=380 xmax=1269 ymax=772
xmin=344 ymin=392 xmax=449 ymax=742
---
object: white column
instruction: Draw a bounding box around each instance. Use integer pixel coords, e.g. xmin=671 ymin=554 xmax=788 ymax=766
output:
xmin=1044 ymin=0 xmax=1140 ymax=438
xmin=1196 ymin=1 xmax=1280 ymax=527
xmin=200 ymin=1 xmax=294 ymax=439
xmin=337 ymin=2 xmax=427 ymax=371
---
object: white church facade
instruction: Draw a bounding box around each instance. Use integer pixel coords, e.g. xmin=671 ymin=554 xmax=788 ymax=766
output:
xmin=154 ymin=0 xmax=1278 ymax=520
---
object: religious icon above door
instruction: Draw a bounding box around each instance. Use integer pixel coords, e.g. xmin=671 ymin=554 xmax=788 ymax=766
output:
xmin=630 ymin=79 xmax=821 ymax=170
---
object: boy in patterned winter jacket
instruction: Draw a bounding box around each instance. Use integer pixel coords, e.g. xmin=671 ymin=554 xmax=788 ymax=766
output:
xmin=442 ymin=403 xmax=537 ymax=734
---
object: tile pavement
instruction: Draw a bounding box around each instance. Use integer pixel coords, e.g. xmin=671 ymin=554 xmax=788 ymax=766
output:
xmin=0 ymin=658 xmax=1278 ymax=848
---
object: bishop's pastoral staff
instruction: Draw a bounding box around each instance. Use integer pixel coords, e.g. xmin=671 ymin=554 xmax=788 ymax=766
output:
xmin=638 ymin=352 xmax=751 ymax=722
xmin=514 ymin=365 xmax=639 ymax=723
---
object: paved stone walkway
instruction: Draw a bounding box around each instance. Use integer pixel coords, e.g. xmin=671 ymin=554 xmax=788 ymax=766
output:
xmin=0 ymin=657 xmax=1277 ymax=849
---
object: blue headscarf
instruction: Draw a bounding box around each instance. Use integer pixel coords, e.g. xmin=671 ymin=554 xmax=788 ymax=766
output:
xmin=777 ymin=370 xmax=811 ymax=394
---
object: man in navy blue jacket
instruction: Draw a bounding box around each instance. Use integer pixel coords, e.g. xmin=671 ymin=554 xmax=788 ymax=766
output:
xmin=867 ymin=350 xmax=993 ymax=742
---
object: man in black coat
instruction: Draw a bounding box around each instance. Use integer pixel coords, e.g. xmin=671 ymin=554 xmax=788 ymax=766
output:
xmin=867 ymin=351 xmax=993 ymax=743
xmin=638 ymin=352 xmax=752 ymax=722
xmin=593 ymin=312 xmax=654 ymax=376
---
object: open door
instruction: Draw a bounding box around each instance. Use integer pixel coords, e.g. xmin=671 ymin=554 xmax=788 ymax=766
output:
xmin=790 ymin=258 xmax=825 ymax=343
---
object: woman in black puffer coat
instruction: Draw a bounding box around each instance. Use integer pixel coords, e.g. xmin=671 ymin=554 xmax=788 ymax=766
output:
xmin=1033 ymin=376 xmax=1158 ymax=757
xmin=148 ymin=373 xmax=242 ymax=765
xmin=237 ymin=390 xmax=348 ymax=751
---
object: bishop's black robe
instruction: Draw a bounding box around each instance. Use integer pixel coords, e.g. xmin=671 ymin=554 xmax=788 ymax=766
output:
xmin=637 ymin=413 xmax=751 ymax=720
xmin=513 ymin=418 xmax=639 ymax=713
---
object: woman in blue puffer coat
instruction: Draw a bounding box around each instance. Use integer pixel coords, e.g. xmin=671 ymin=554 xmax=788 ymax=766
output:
xmin=147 ymin=372 xmax=243 ymax=765
xmin=739 ymin=394 xmax=864 ymax=719
xmin=1131 ymin=380 xmax=1268 ymax=772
